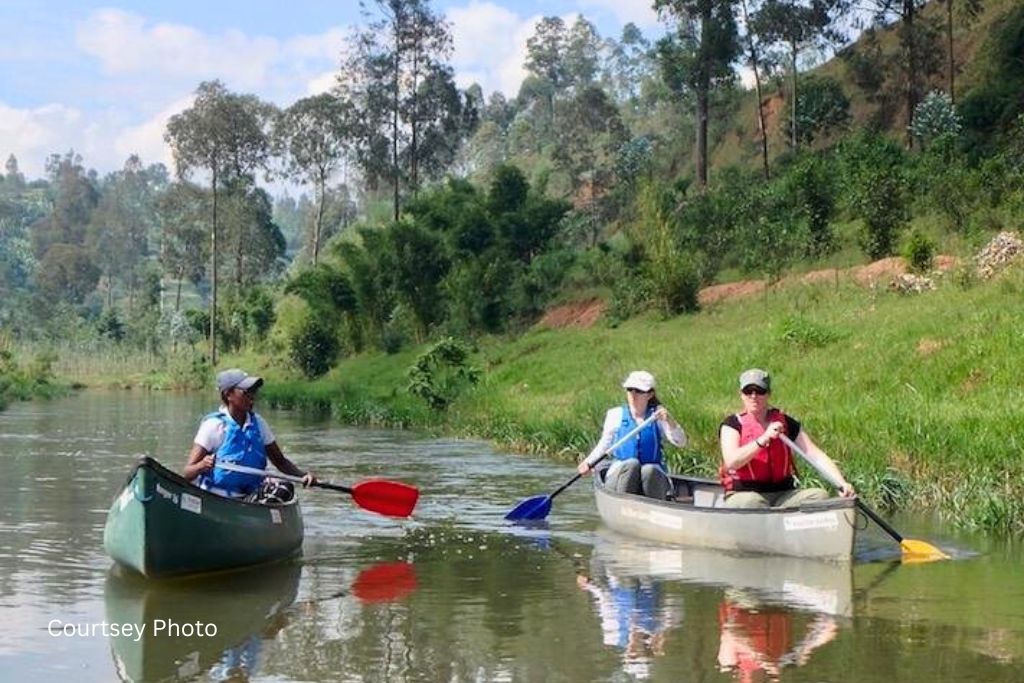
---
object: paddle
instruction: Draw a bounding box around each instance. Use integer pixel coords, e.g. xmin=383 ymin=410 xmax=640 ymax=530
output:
xmin=779 ymin=433 xmax=948 ymax=562
xmin=213 ymin=461 xmax=419 ymax=518
xmin=506 ymin=413 xmax=660 ymax=522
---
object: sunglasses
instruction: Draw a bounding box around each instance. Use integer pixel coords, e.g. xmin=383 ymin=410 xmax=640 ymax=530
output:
xmin=626 ymin=387 xmax=652 ymax=394
xmin=742 ymin=386 xmax=768 ymax=396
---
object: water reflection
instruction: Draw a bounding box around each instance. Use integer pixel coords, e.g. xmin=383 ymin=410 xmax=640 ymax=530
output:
xmin=105 ymin=562 xmax=302 ymax=682
xmin=586 ymin=530 xmax=853 ymax=681
xmin=575 ymin=562 xmax=681 ymax=679
xmin=717 ymin=590 xmax=839 ymax=682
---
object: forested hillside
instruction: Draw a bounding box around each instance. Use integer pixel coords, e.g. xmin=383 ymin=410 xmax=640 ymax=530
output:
xmin=1 ymin=0 xmax=1023 ymax=392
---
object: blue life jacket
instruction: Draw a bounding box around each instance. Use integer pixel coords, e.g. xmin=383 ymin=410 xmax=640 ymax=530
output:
xmin=197 ymin=411 xmax=267 ymax=495
xmin=612 ymin=404 xmax=663 ymax=467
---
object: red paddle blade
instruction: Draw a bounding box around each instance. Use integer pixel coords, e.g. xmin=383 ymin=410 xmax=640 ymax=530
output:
xmin=351 ymin=479 xmax=419 ymax=517
xmin=352 ymin=561 xmax=418 ymax=603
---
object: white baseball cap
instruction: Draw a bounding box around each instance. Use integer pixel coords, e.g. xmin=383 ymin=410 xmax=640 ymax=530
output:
xmin=622 ymin=370 xmax=656 ymax=392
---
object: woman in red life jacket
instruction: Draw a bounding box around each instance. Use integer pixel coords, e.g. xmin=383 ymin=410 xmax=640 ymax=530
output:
xmin=719 ymin=368 xmax=854 ymax=509
xmin=577 ymin=370 xmax=687 ymax=500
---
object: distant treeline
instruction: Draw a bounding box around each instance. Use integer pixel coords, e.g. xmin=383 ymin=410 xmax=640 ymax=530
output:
xmin=2 ymin=0 xmax=1023 ymax=381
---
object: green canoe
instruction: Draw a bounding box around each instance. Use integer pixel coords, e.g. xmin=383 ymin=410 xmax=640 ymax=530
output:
xmin=104 ymin=457 xmax=304 ymax=578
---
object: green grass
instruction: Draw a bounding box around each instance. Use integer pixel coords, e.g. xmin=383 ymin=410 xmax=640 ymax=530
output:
xmin=250 ymin=263 xmax=1024 ymax=534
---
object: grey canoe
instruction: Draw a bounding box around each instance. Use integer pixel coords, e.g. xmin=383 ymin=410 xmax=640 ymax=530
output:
xmin=593 ymin=470 xmax=857 ymax=563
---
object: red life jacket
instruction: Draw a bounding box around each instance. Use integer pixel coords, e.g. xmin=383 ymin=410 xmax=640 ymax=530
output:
xmin=720 ymin=408 xmax=795 ymax=493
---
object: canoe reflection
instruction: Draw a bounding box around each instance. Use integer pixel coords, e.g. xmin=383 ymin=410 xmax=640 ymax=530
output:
xmin=585 ymin=530 xmax=853 ymax=680
xmin=104 ymin=561 xmax=301 ymax=682
xmin=591 ymin=528 xmax=853 ymax=617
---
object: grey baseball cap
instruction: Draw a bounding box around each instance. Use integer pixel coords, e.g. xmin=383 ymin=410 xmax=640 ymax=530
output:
xmin=738 ymin=368 xmax=770 ymax=391
xmin=217 ymin=368 xmax=264 ymax=394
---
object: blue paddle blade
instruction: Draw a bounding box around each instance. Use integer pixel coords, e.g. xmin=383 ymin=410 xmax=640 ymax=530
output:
xmin=505 ymin=495 xmax=552 ymax=521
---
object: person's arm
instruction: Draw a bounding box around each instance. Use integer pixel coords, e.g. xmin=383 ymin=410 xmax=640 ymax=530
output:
xmin=654 ymin=406 xmax=687 ymax=448
xmin=578 ymin=409 xmax=621 ymax=474
xmin=265 ymin=442 xmax=317 ymax=486
xmin=720 ymin=422 xmax=770 ymax=470
xmin=794 ymin=430 xmax=855 ymax=497
xmin=183 ymin=443 xmax=214 ymax=481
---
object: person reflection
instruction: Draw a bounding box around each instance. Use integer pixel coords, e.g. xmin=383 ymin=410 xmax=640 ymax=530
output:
xmin=717 ymin=588 xmax=838 ymax=683
xmin=577 ymin=566 xmax=681 ymax=680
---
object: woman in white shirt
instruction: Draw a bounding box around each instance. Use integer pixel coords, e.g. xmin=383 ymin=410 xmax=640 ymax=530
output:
xmin=577 ymin=370 xmax=687 ymax=500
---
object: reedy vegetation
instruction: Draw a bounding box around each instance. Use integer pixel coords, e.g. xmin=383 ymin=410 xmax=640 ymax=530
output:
xmin=2 ymin=0 xmax=1024 ymax=531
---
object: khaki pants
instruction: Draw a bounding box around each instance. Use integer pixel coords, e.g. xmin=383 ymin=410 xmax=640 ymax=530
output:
xmin=723 ymin=487 xmax=829 ymax=509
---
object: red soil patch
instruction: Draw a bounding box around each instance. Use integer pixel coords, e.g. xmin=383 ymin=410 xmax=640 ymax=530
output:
xmin=538 ymin=298 xmax=606 ymax=329
xmin=698 ymin=280 xmax=767 ymax=306
xmin=539 ymin=255 xmax=959 ymax=328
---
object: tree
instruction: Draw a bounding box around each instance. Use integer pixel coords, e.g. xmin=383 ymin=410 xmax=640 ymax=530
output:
xmin=551 ymin=86 xmax=629 ymax=201
xmin=655 ymin=0 xmax=741 ymax=191
xmin=943 ymin=0 xmax=983 ymax=103
xmin=739 ymin=0 xmax=773 ymax=178
xmin=275 ymin=94 xmax=354 ymax=266
xmin=164 ymin=80 xmax=274 ymax=363
xmin=564 ymin=16 xmax=602 ymax=91
xmin=605 ymin=23 xmax=655 ymax=109
xmin=32 ymin=151 xmax=98 ymax=258
xmin=793 ymin=75 xmax=850 ymax=144
xmin=35 ymin=243 xmax=100 ymax=304
xmin=858 ymin=0 xmax=942 ymax=147
xmin=86 ymin=155 xmax=164 ymax=310
xmin=219 ymin=184 xmax=286 ymax=289
xmin=340 ymin=0 xmax=461 ymax=221
xmin=157 ymin=181 xmax=208 ymax=312
xmin=753 ymin=0 xmax=848 ymax=150
xmin=525 ymin=15 xmax=569 ymax=127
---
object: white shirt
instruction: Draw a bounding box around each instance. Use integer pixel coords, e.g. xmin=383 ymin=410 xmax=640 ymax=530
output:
xmin=193 ymin=407 xmax=276 ymax=453
xmin=584 ymin=406 xmax=687 ymax=467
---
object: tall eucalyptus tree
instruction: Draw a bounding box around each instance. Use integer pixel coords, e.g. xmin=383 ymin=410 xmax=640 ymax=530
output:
xmin=340 ymin=0 xmax=461 ymax=221
xmin=655 ymin=0 xmax=741 ymax=191
xmin=164 ymin=80 xmax=274 ymax=363
xmin=274 ymin=93 xmax=354 ymax=265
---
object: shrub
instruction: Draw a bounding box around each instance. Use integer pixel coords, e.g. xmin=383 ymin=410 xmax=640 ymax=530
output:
xmin=288 ymin=314 xmax=339 ymax=379
xmin=902 ymin=229 xmax=936 ymax=274
xmin=779 ymin=315 xmax=840 ymax=349
xmin=839 ymin=133 xmax=909 ymax=259
xmin=406 ymin=337 xmax=481 ymax=411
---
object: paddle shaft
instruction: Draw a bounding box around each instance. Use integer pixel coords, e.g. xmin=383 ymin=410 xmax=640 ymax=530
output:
xmin=779 ymin=433 xmax=905 ymax=544
xmin=213 ymin=460 xmax=352 ymax=494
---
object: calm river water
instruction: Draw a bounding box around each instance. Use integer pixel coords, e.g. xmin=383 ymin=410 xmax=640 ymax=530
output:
xmin=1 ymin=390 xmax=1022 ymax=682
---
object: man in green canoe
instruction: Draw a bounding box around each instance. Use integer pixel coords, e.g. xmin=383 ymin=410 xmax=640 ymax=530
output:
xmin=183 ymin=369 xmax=317 ymax=501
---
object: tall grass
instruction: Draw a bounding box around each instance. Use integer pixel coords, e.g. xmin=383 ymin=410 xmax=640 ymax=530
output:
xmin=256 ymin=265 xmax=1024 ymax=533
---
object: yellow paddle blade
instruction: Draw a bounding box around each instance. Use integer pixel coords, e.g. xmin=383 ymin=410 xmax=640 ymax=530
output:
xmin=900 ymin=539 xmax=950 ymax=563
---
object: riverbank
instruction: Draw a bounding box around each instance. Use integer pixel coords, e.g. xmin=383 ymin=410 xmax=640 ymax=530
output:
xmin=36 ymin=259 xmax=1024 ymax=533
xmin=0 ymin=347 xmax=65 ymax=411
xmin=253 ymin=262 xmax=1024 ymax=534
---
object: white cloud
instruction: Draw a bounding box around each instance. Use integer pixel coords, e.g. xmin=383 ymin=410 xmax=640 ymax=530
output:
xmin=577 ymin=0 xmax=661 ymax=30
xmin=74 ymin=9 xmax=346 ymax=100
xmin=449 ymin=1 xmax=537 ymax=96
xmin=0 ymin=102 xmax=84 ymax=177
xmin=113 ymin=95 xmax=194 ymax=172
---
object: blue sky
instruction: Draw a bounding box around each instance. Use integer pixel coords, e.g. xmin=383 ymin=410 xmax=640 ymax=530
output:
xmin=0 ymin=0 xmax=663 ymax=180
